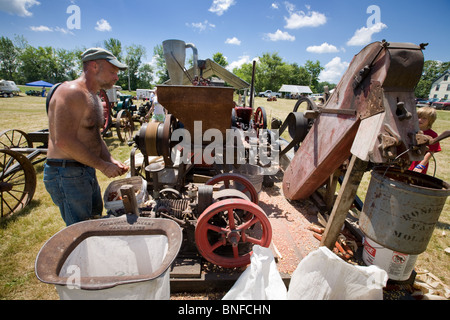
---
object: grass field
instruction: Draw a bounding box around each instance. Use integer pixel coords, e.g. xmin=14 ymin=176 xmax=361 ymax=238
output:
xmin=0 ymin=93 xmax=448 ymax=300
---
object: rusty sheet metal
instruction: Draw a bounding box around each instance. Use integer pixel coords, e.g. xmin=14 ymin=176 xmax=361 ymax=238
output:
xmin=282 ymin=41 xmax=424 ymax=201
xmin=157 ymin=85 xmax=235 ymax=137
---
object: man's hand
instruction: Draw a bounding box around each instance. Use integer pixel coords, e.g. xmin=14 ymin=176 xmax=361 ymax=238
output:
xmin=101 ymin=160 xmax=129 ymax=178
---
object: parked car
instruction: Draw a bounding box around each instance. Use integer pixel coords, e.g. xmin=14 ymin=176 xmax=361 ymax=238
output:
xmin=0 ymin=80 xmax=21 ymax=97
xmin=258 ymin=90 xmax=281 ymax=98
xmin=416 ymin=98 xmax=439 ymax=107
xmin=432 ymin=100 xmax=450 ymax=110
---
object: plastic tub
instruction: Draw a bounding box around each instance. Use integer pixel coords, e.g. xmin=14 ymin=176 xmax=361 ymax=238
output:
xmin=362 ymin=236 xmax=418 ymax=281
xmin=104 ymin=177 xmax=148 ymax=215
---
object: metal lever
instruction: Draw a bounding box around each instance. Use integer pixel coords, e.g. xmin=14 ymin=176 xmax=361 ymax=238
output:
xmin=120 ymin=185 xmax=140 ymax=217
xmin=304 ymin=108 xmax=357 ymax=119
xmin=396 ymin=102 xmax=412 ymax=121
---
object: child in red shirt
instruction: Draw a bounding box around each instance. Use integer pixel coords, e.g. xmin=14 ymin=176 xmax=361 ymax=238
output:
xmin=409 ymin=107 xmax=442 ymax=174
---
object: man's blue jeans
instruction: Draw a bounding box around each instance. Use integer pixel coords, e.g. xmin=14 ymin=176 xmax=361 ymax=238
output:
xmin=43 ymin=162 xmax=103 ymax=226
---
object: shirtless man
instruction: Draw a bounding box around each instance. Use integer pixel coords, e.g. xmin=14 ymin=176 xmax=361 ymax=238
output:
xmin=44 ymin=48 xmax=129 ymax=226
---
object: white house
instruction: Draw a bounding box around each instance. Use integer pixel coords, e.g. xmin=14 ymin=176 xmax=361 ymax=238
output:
xmin=429 ymin=70 xmax=450 ymax=100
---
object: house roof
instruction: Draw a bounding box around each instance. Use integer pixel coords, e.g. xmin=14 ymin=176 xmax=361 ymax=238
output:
xmin=431 ymin=69 xmax=449 ymax=85
xmin=165 ymin=59 xmax=250 ymax=90
xmin=279 ymin=84 xmax=313 ymax=94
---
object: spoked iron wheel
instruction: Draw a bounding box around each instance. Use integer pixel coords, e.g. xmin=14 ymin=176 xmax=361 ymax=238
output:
xmin=116 ymin=110 xmax=135 ymax=142
xmin=253 ymin=106 xmax=267 ymax=138
xmin=195 ymin=199 xmax=272 ymax=268
xmin=0 ymin=129 xmax=33 ymax=149
xmin=0 ymin=149 xmax=36 ymax=218
xmin=206 ymin=173 xmax=259 ymax=205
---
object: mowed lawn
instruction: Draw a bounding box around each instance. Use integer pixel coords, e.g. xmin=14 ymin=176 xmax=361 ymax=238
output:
xmin=0 ymin=94 xmax=449 ymax=300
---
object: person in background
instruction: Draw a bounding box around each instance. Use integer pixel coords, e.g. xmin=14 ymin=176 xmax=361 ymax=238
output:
xmin=409 ymin=107 xmax=442 ymax=175
xmin=44 ymin=48 xmax=129 ymax=226
xmin=147 ymin=88 xmax=167 ymax=122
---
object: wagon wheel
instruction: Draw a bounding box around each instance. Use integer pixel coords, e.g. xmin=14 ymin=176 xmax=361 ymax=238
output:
xmin=195 ymin=198 xmax=272 ymax=268
xmin=206 ymin=173 xmax=258 ymax=205
xmin=99 ymin=90 xmax=113 ymax=136
xmin=116 ymin=110 xmax=135 ymax=142
xmin=0 ymin=149 xmax=37 ymax=218
xmin=0 ymin=129 xmax=33 ymax=149
xmin=253 ymin=107 xmax=267 ymax=138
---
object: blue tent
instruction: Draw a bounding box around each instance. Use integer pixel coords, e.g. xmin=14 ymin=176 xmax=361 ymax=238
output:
xmin=26 ymin=80 xmax=54 ymax=88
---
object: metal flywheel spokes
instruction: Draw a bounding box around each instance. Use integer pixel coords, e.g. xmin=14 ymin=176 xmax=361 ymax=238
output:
xmin=195 ymin=199 xmax=272 ymax=268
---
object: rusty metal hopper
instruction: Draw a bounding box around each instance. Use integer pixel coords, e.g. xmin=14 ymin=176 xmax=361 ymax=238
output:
xmin=156 ymin=85 xmax=235 ymax=136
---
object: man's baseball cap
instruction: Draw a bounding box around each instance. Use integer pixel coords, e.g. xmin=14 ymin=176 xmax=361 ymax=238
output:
xmin=81 ymin=48 xmax=128 ymax=70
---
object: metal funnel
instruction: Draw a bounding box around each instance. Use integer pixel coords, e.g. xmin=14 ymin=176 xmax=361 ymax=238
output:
xmin=162 ymin=39 xmax=198 ymax=85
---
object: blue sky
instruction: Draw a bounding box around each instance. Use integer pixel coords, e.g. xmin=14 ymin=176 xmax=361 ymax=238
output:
xmin=1 ymin=0 xmax=449 ymax=83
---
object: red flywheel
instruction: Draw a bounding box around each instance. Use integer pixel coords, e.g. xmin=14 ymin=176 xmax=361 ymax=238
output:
xmin=195 ymin=198 xmax=272 ymax=268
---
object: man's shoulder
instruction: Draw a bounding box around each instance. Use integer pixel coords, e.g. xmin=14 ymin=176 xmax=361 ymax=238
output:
xmin=52 ymin=80 xmax=90 ymax=105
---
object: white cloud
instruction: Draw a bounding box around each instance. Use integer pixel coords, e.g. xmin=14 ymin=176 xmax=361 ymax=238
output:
xmin=306 ymin=42 xmax=339 ymax=54
xmin=95 ymin=19 xmax=112 ymax=32
xmin=271 ymin=2 xmax=279 ymax=9
xmin=227 ymin=55 xmax=259 ymax=71
xmin=0 ymin=0 xmax=40 ymax=17
xmin=30 ymin=25 xmax=52 ymax=32
xmin=347 ymin=22 xmax=387 ymax=46
xmin=30 ymin=25 xmax=73 ymax=35
xmin=264 ymin=29 xmax=295 ymax=42
xmin=225 ymin=37 xmax=241 ymax=45
xmin=284 ymin=2 xmax=327 ymax=29
xmin=209 ymin=0 xmax=235 ymax=16
xmin=187 ymin=20 xmax=216 ymax=32
xmin=54 ymin=27 xmax=73 ymax=35
xmin=319 ymin=57 xmax=350 ymax=83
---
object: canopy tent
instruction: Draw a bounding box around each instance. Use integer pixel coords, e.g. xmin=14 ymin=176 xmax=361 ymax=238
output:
xmin=279 ymin=84 xmax=312 ymax=94
xmin=165 ymin=59 xmax=250 ymax=90
xmin=26 ymin=80 xmax=54 ymax=88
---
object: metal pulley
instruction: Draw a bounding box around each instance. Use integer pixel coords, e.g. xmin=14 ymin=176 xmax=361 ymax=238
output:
xmin=134 ymin=115 xmax=177 ymax=166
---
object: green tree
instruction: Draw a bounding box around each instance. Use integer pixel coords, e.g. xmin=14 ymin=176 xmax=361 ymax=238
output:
xmin=19 ymin=46 xmax=41 ymax=82
xmin=415 ymin=60 xmax=450 ymax=98
xmin=212 ymin=52 xmax=228 ymax=67
xmin=136 ymin=63 xmax=154 ymax=89
xmin=121 ymin=44 xmax=146 ymax=90
xmin=258 ymin=52 xmax=284 ymax=92
xmin=0 ymin=36 xmax=20 ymax=81
xmin=54 ymin=48 xmax=79 ymax=82
xmin=104 ymin=38 xmax=123 ymax=61
xmin=305 ymin=60 xmax=324 ymax=93
xmin=153 ymin=44 xmax=169 ymax=84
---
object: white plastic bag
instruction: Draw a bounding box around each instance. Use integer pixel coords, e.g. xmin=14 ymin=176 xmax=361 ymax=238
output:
xmin=222 ymin=246 xmax=288 ymax=300
xmin=287 ymin=247 xmax=388 ymax=300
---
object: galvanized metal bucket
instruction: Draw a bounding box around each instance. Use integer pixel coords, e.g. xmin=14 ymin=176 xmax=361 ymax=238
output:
xmin=162 ymin=39 xmax=198 ymax=85
xmin=359 ymin=167 xmax=450 ymax=255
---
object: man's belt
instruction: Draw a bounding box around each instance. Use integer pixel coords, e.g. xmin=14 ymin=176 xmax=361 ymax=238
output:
xmin=46 ymin=159 xmax=87 ymax=168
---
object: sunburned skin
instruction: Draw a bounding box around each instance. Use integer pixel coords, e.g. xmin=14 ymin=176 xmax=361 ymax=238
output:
xmin=47 ymin=59 xmax=128 ymax=178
